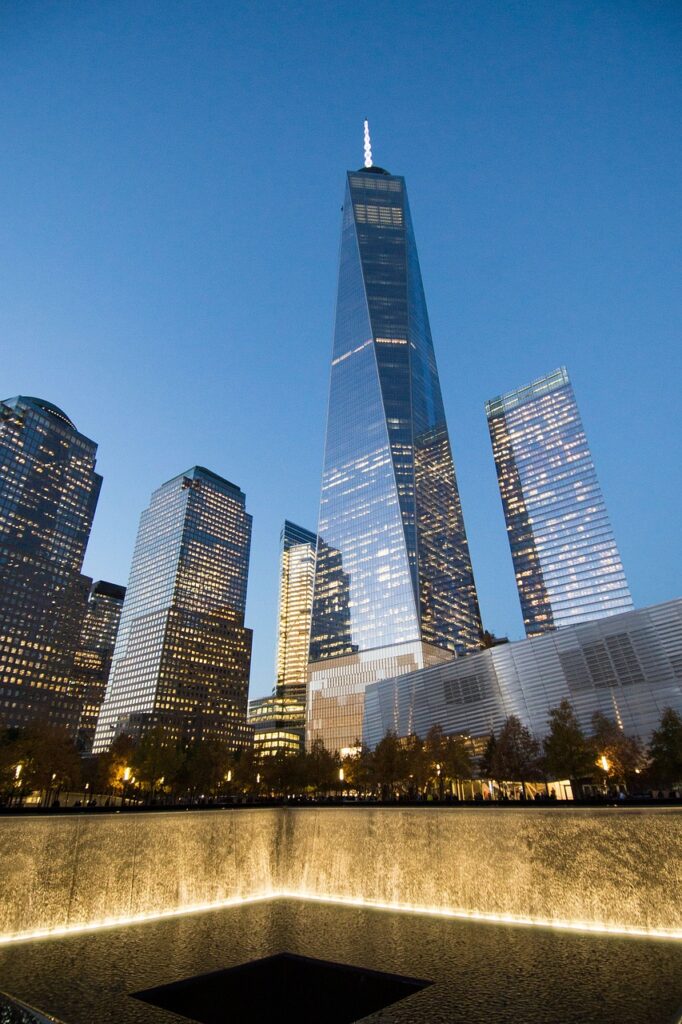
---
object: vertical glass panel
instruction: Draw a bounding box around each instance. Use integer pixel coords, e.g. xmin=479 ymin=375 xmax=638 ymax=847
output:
xmin=487 ymin=370 xmax=633 ymax=636
xmin=310 ymin=171 xmax=482 ymax=663
xmin=310 ymin=178 xmax=420 ymax=659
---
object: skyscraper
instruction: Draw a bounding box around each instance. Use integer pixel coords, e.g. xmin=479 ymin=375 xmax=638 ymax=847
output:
xmin=276 ymin=520 xmax=317 ymax=704
xmin=0 ymin=396 xmax=101 ymax=736
xmin=70 ymin=579 xmax=126 ymax=752
xmin=246 ymin=520 xmax=316 ymax=758
xmin=248 ymin=694 xmax=306 ymax=757
xmin=92 ymin=467 xmax=253 ymax=752
xmin=307 ymin=127 xmax=482 ymax=752
xmin=486 ymin=367 xmax=633 ymax=637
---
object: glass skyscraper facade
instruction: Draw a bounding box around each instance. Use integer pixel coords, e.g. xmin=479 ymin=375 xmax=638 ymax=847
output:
xmin=0 ymin=396 xmax=101 ymax=735
xmin=248 ymin=694 xmax=306 ymax=757
xmin=308 ymin=156 xmax=481 ymax=751
xmin=486 ymin=367 xmax=633 ymax=637
xmin=92 ymin=466 xmax=252 ymax=752
xmin=276 ymin=520 xmax=317 ymax=704
xmin=70 ymin=579 xmax=126 ymax=752
xmin=246 ymin=520 xmax=316 ymax=758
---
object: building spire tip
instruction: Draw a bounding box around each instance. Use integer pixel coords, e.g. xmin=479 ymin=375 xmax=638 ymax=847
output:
xmin=363 ymin=119 xmax=373 ymax=169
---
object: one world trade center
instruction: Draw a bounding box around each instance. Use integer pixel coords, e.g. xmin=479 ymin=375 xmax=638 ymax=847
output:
xmin=307 ymin=125 xmax=482 ymax=752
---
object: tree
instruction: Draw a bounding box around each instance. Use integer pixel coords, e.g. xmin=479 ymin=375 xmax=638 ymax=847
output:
xmin=424 ymin=725 xmax=447 ymax=798
xmin=2 ymin=724 xmax=82 ymax=803
xmin=99 ymin=733 xmax=135 ymax=794
xmin=371 ymin=731 xmax=405 ymax=800
xmin=182 ymin=740 xmax=232 ymax=801
xmin=479 ymin=732 xmax=497 ymax=781
xmin=260 ymin=748 xmax=304 ymax=797
xmin=341 ymin=744 xmax=374 ymax=797
xmin=0 ymin=728 xmax=23 ymax=800
xmin=491 ymin=716 xmax=540 ymax=798
xmin=131 ymin=728 xmax=184 ymax=801
xmin=543 ymin=700 xmax=595 ymax=797
xmin=591 ymin=712 xmax=646 ymax=788
xmin=233 ymin=746 xmax=259 ymax=795
xmin=441 ymin=734 xmax=473 ymax=792
xmin=304 ymin=739 xmax=339 ymax=796
xmin=647 ymin=708 xmax=682 ymax=789
xmin=402 ymin=733 xmax=429 ymax=797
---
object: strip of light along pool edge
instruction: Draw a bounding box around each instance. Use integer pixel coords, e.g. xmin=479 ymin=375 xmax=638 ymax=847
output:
xmin=0 ymin=890 xmax=680 ymax=946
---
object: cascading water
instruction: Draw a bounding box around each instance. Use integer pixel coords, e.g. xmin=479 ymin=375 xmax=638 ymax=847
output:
xmin=282 ymin=807 xmax=682 ymax=936
xmin=0 ymin=806 xmax=679 ymax=944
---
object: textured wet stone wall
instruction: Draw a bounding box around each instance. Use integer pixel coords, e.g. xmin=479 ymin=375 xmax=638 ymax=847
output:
xmin=0 ymin=806 xmax=679 ymax=940
xmin=0 ymin=809 xmax=281 ymax=938
xmin=283 ymin=806 xmax=682 ymax=933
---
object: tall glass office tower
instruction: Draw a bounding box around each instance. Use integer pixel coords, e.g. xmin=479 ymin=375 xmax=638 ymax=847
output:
xmin=486 ymin=367 xmax=633 ymax=637
xmin=0 ymin=396 xmax=101 ymax=736
xmin=93 ymin=467 xmax=252 ymax=752
xmin=71 ymin=580 xmax=126 ymax=752
xmin=276 ymin=520 xmax=317 ymax=704
xmin=308 ymin=134 xmax=481 ymax=752
xmin=247 ymin=520 xmax=316 ymax=758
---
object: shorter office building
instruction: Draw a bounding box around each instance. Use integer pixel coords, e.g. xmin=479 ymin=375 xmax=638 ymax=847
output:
xmin=248 ymin=694 xmax=306 ymax=757
xmin=276 ymin=521 xmax=317 ymax=705
xmin=93 ymin=467 xmax=253 ymax=753
xmin=363 ymin=599 xmax=682 ymax=748
xmin=70 ymin=580 xmax=126 ymax=752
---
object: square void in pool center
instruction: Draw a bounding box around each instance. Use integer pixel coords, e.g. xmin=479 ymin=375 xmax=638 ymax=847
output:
xmin=133 ymin=951 xmax=432 ymax=1024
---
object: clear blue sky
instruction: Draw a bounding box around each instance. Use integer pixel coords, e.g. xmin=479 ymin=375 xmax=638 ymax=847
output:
xmin=2 ymin=2 xmax=680 ymax=699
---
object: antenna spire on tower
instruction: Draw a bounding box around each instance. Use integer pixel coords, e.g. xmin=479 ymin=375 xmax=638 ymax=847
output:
xmin=363 ymin=119 xmax=373 ymax=168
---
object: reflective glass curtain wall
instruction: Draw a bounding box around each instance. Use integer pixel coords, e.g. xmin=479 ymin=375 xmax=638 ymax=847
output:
xmin=93 ymin=466 xmax=252 ymax=752
xmin=310 ymin=167 xmax=481 ymax=665
xmin=276 ymin=520 xmax=317 ymax=703
xmin=71 ymin=580 xmax=126 ymax=752
xmin=486 ymin=368 xmax=633 ymax=637
xmin=0 ymin=396 xmax=101 ymax=735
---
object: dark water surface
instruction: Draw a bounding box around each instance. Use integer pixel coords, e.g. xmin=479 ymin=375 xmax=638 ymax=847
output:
xmin=0 ymin=899 xmax=680 ymax=1024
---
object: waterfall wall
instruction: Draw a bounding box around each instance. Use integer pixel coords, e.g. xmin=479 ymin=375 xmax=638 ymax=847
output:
xmin=0 ymin=807 xmax=679 ymax=943
xmin=0 ymin=810 xmax=281 ymax=940
xmin=283 ymin=807 xmax=682 ymax=935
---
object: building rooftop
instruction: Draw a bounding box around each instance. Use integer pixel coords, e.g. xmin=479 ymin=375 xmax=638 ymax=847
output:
xmin=165 ymin=465 xmax=245 ymax=499
xmin=3 ymin=396 xmax=77 ymax=431
xmin=485 ymin=367 xmax=570 ymax=419
xmin=91 ymin=580 xmax=126 ymax=601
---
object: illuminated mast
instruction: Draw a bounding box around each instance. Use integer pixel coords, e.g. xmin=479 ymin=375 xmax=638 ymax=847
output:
xmin=363 ymin=118 xmax=373 ymax=168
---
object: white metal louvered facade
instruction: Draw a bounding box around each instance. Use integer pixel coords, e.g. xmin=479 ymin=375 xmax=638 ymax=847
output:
xmin=362 ymin=598 xmax=682 ymax=746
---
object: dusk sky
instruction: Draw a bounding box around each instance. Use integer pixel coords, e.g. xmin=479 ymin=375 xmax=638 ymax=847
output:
xmin=2 ymin=2 xmax=680 ymax=699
